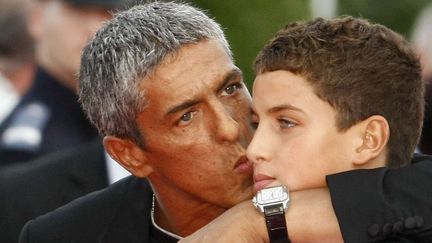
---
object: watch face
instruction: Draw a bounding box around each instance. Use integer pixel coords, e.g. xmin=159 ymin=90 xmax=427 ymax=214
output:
xmin=260 ymin=186 xmax=285 ymax=202
xmin=254 ymin=185 xmax=289 ymax=205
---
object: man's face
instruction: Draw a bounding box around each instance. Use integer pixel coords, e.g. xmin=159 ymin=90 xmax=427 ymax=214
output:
xmin=31 ymin=0 xmax=112 ymax=90
xmin=138 ymin=40 xmax=254 ymax=208
xmin=248 ymin=70 xmax=357 ymax=192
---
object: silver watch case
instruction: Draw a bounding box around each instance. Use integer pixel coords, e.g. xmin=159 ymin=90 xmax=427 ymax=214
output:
xmin=252 ymin=185 xmax=289 ymax=215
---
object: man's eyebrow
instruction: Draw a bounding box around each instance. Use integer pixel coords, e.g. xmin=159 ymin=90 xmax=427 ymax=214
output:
xmin=216 ymin=68 xmax=243 ymax=93
xmin=166 ymin=99 xmax=201 ymax=116
xmin=268 ymin=104 xmax=304 ymax=114
xmin=166 ymin=68 xmax=242 ymax=116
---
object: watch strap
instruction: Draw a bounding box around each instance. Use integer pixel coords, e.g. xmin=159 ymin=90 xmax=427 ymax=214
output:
xmin=264 ymin=204 xmax=291 ymax=243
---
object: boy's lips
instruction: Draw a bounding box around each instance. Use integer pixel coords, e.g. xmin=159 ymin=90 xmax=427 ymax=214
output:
xmin=233 ymin=156 xmax=253 ymax=175
xmin=253 ymin=174 xmax=275 ymax=192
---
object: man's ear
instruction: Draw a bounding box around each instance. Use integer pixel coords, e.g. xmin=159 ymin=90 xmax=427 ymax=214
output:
xmin=352 ymin=115 xmax=389 ymax=167
xmin=103 ymin=136 xmax=153 ymax=178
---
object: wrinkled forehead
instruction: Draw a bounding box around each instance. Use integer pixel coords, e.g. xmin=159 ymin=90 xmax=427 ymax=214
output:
xmin=141 ymin=40 xmax=235 ymax=88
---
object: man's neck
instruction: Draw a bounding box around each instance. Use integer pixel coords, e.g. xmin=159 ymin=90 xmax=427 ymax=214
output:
xmin=151 ymin=183 xmax=226 ymax=237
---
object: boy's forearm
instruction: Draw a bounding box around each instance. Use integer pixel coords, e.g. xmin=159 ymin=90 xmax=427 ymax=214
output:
xmin=287 ymin=189 xmax=343 ymax=243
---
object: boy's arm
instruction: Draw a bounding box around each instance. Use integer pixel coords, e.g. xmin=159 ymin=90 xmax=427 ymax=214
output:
xmin=180 ymin=155 xmax=432 ymax=243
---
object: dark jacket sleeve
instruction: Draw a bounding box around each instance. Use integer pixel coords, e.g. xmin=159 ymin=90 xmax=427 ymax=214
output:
xmin=326 ymin=154 xmax=432 ymax=243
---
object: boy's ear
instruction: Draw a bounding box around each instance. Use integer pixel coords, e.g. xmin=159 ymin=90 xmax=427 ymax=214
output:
xmin=352 ymin=115 xmax=390 ymax=167
xmin=103 ymin=136 xmax=153 ymax=178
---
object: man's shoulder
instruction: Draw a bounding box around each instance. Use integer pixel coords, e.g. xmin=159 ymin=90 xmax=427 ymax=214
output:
xmin=0 ymin=140 xmax=106 ymax=243
xmin=19 ymin=176 xmax=152 ymax=243
xmin=27 ymin=175 xmax=142 ymax=224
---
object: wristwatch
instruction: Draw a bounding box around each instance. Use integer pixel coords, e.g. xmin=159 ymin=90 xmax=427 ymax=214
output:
xmin=252 ymin=185 xmax=291 ymax=243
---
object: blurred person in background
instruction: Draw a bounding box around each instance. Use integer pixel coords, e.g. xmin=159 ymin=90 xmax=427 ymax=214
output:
xmin=0 ymin=0 xmax=134 ymax=166
xmin=0 ymin=0 xmax=35 ymax=125
xmin=412 ymin=3 xmax=432 ymax=155
xmin=0 ymin=0 xmax=133 ymax=241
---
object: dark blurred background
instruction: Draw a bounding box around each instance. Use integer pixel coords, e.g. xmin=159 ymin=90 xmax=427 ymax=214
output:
xmin=190 ymin=0 xmax=431 ymax=88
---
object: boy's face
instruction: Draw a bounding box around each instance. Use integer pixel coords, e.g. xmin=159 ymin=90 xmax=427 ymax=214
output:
xmin=248 ymin=70 xmax=359 ymax=192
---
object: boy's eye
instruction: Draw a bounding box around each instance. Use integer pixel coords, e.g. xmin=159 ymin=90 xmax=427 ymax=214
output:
xmin=222 ymin=82 xmax=243 ymax=96
xmin=279 ymin=118 xmax=296 ymax=129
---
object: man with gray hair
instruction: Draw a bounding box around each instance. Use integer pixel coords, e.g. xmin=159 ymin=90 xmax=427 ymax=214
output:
xmin=20 ymin=2 xmax=432 ymax=242
xmin=22 ymin=2 xmax=255 ymax=242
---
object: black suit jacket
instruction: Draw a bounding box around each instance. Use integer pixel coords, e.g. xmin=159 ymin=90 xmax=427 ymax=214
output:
xmin=327 ymin=154 xmax=432 ymax=242
xmin=19 ymin=155 xmax=432 ymax=243
xmin=20 ymin=176 xmax=154 ymax=243
xmin=0 ymin=139 xmax=108 ymax=243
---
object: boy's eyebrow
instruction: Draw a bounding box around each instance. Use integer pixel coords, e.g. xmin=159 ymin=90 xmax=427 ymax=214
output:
xmin=268 ymin=104 xmax=304 ymax=114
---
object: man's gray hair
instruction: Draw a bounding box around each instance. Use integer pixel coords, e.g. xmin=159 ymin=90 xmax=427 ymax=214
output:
xmin=79 ymin=1 xmax=231 ymax=146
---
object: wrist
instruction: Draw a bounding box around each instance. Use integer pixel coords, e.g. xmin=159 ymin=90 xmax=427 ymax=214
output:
xmin=252 ymin=186 xmax=291 ymax=243
xmin=228 ymin=201 xmax=268 ymax=243
xmin=248 ymin=202 xmax=269 ymax=242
